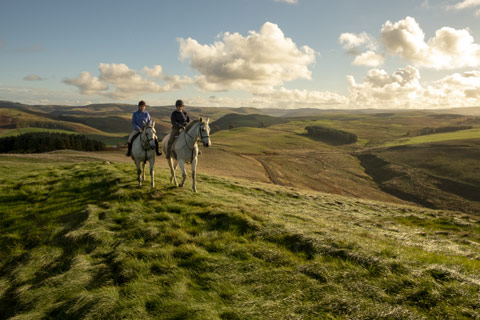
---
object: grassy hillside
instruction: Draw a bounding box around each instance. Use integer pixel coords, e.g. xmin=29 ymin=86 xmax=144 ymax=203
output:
xmin=1 ymin=100 xmax=479 ymax=212
xmin=358 ymin=139 xmax=480 ymax=213
xmin=0 ymin=156 xmax=479 ymax=319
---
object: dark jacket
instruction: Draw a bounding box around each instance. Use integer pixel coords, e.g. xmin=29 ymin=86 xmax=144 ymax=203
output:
xmin=171 ymin=110 xmax=190 ymax=128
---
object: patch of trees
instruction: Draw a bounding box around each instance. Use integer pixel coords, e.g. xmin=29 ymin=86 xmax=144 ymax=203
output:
xmin=304 ymin=126 xmax=357 ymax=145
xmin=0 ymin=133 xmax=106 ymax=153
xmin=416 ymin=126 xmax=472 ymax=136
xmin=17 ymin=121 xmax=74 ymax=131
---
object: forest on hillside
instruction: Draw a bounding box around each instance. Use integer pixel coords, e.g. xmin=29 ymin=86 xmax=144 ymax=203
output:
xmin=0 ymin=132 xmax=106 ymax=153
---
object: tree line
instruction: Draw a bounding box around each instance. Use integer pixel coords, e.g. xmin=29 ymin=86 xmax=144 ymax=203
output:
xmin=416 ymin=126 xmax=472 ymax=136
xmin=305 ymin=125 xmax=358 ymax=145
xmin=0 ymin=132 xmax=106 ymax=153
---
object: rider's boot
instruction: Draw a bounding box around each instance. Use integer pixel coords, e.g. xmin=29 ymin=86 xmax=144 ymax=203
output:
xmin=125 ymin=142 xmax=132 ymax=157
xmin=155 ymin=139 xmax=162 ymax=156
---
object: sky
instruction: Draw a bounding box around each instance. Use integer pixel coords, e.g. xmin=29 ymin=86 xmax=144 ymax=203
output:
xmin=2 ymin=0 xmax=480 ymax=109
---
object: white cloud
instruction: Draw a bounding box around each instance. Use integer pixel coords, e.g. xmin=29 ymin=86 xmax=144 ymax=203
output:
xmin=348 ymin=66 xmax=423 ymax=108
xmin=342 ymin=17 xmax=480 ymax=70
xmin=142 ymin=65 xmax=163 ymax=79
xmin=64 ymin=63 xmax=193 ymax=99
xmin=23 ymin=74 xmax=43 ymax=81
xmin=380 ymin=16 xmax=480 ymax=69
xmin=339 ymin=32 xmax=376 ymax=53
xmin=0 ymin=85 xmax=109 ymax=106
xmin=64 ymin=71 xmax=109 ymax=95
xmin=353 ymin=51 xmax=385 ymax=67
xmin=252 ymin=87 xmax=348 ymax=109
xmin=449 ymin=0 xmax=480 ymax=10
xmin=339 ymin=32 xmax=383 ymax=66
xmin=347 ymin=65 xmax=480 ymax=108
xmin=179 ymin=22 xmax=316 ymax=92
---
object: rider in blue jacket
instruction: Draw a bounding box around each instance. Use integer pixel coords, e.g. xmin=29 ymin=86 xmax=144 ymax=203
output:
xmin=126 ymin=100 xmax=161 ymax=156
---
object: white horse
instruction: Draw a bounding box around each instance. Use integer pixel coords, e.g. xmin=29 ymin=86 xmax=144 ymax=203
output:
xmin=131 ymin=121 xmax=157 ymax=188
xmin=161 ymin=118 xmax=211 ymax=192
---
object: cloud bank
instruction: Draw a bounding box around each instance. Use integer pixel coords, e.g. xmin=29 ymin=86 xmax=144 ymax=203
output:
xmin=347 ymin=65 xmax=480 ymax=108
xmin=341 ymin=16 xmax=480 ymax=70
xmin=64 ymin=63 xmax=192 ymax=99
xmin=179 ymin=22 xmax=316 ymax=91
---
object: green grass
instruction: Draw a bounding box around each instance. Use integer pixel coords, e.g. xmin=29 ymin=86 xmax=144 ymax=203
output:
xmin=0 ymin=156 xmax=479 ymax=319
xmin=0 ymin=128 xmax=80 ymax=137
xmin=381 ymin=128 xmax=480 ymax=147
xmin=212 ymin=126 xmax=333 ymax=154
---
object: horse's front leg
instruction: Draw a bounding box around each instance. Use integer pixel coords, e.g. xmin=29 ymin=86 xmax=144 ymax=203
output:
xmin=178 ymin=159 xmax=187 ymax=188
xmin=150 ymin=158 xmax=155 ymax=188
xmin=135 ymin=160 xmax=142 ymax=187
xmin=191 ymin=156 xmax=198 ymax=192
xmin=141 ymin=161 xmax=146 ymax=183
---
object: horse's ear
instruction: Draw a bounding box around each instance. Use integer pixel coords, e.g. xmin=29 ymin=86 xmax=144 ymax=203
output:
xmin=199 ymin=117 xmax=203 ymax=122
xmin=152 ymin=121 xmax=155 ymax=127
xmin=142 ymin=120 xmax=146 ymax=127
xmin=206 ymin=117 xmax=209 ymax=123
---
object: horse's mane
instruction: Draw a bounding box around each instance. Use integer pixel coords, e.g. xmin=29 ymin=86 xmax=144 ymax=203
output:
xmin=185 ymin=119 xmax=200 ymax=132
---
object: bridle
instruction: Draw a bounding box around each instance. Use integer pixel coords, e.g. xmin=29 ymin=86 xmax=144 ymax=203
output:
xmin=184 ymin=121 xmax=210 ymax=151
xmin=141 ymin=125 xmax=156 ymax=150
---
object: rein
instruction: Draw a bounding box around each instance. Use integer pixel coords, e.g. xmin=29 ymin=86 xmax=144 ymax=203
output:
xmin=140 ymin=126 xmax=156 ymax=160
xmin=182 ymin=121 xmax=210 ymax=161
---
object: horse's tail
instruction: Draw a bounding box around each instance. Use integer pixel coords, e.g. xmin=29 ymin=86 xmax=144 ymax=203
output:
xmin=161 ymin=134 xmax=170 ymax=158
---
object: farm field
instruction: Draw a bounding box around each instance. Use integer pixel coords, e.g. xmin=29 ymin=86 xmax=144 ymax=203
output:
xmin=1 ymin=156 xmax=479 ymax=319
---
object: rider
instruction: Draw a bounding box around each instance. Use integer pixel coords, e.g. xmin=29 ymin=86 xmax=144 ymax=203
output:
xmin=166 ymin=99 xmax=190 ymax=159
xmin=126 ymin=100 xmax=161 ymax=157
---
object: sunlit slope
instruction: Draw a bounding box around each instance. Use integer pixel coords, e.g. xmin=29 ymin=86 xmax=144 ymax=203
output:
xmin=382 ymin=128 xmax=480 ymax=147
xmin=0 ymin=157 xmax=479 ymax=319
xmin=208 ymin=123 xmax=404 ymax=203
xmin=0 ymin=108 xmax=116 ymax=136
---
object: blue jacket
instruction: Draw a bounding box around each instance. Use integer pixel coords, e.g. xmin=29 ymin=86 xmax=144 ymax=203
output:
xmin=131 ymin=110 xmax=152 ymax=131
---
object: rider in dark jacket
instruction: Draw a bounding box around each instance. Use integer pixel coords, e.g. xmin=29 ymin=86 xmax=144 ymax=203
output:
xmin=166 ymin=99 xmax=190 ymax=158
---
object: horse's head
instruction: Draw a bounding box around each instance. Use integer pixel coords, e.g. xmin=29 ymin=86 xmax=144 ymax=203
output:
xmin=142 ymin=120 xmax=157 ymax=150
xmin=199 ymin=118 xmax=211 ymax=148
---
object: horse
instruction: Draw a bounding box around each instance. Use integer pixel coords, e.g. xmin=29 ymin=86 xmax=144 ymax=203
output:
xmin=161 ymin=118 xmax=211 ymax=192
xmin=131 ymin=121 xmax=157 ymax=188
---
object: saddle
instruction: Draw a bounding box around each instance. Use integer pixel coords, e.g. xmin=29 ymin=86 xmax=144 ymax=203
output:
xmin=167 ymin=127 xmax=185 ymax=160
xmin=131 ymin=132 xmax=141 ymax=143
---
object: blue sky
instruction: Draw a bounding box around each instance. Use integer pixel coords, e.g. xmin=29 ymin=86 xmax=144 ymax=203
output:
xmin=2 ymin=0 xmax=480 ymax=108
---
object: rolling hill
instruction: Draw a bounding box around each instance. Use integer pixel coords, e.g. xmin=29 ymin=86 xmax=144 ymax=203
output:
xmin=1 ymin=100 xmax=479 ymax=213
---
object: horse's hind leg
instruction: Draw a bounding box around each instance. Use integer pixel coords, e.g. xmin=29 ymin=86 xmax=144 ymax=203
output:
xmin=168 ymin=158 xmax=178 ymax=186
xmin=178 ymin=159 xmax=187 ymax=188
